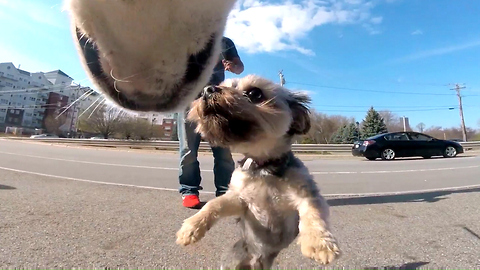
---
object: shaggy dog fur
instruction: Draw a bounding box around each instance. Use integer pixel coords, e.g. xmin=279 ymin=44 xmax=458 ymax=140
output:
xmin=176 ymin=75 xmax=340 ymax=269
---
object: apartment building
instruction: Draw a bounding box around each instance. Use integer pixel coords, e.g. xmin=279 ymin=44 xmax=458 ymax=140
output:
xmin=0 ymin=62 xmax=181 ymax=138
xmin=0 ymin=62 xmax=96 ymax=134
xmin=161 ymin=113 xmax=178 ymax=140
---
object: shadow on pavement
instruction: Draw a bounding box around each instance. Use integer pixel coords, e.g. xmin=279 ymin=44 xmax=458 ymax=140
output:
xmin=364 ymin=261 xmax=429 ymax=269
xmin=327 ymin=187 xmax=480 ymax=207
xmin=0 ymin=184 xmax=16 ymax=190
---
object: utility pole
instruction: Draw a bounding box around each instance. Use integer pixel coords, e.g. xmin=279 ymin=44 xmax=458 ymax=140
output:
xmin=450 ymin=83 xmax=467 ymax=142
xmin=278 ymin=70 xmax=285 ymax=87
xmin=69 ymin=84 xmax=82 ymax=137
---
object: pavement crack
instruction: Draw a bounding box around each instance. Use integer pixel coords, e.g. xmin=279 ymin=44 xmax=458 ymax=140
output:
xmin=462 ymin=226 xmax=480 ymax=240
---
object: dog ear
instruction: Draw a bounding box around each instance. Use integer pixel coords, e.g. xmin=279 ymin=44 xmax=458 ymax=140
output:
xmin=287 ymin=92 xmax=311 ymax=135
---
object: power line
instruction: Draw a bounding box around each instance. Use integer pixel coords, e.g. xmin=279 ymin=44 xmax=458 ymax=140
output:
xmin=312 ymin=104 xmax=459 ymax=108
xmin=310 ymin=107 xmax=461 ymax=113
xmin=0 ymin=84 xmax=76 ymax=94
xmin=288 ymin=81 xmax=457 ymax=96
xmin=0 ymin=103 xmax=72 ymax=109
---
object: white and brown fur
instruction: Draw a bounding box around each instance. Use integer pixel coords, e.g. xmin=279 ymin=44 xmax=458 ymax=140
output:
xmin=176 ymin=75 xmax=340 ymax=269
xmin=65 ymin=0 xmax=237 ymax=112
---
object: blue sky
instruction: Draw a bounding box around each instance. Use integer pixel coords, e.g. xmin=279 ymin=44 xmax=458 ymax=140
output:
xmin=0 ymin=0 xmax=479 ymax=130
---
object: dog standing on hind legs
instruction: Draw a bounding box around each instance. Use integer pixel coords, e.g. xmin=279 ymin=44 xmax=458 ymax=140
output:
xmin=176 ymin=75 xmax=341 ymax=269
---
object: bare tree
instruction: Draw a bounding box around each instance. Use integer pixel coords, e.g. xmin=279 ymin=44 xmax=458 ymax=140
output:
xmin=118 ymin=117 xmax=137 ymax=139
xmin=423 ymin=125 xmax=478 ymax=141
xmin=78 ymin=107 xmax=125 ymax=139
xmin=44 ymin=114 xmax=67 ymax=135
xmin=416 ymin=122 xmax=426 ymax=133
xmin=132 ymin=118 xmax=153 ymax=140
xmin=301 ymin=110 xmax=353 ymax=144
xmin=378 ymin=110 xmax=404 ymax=132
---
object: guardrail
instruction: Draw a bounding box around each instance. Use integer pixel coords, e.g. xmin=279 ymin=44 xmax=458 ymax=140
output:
xmin=5 ymin=137 xmax=480 ymax=153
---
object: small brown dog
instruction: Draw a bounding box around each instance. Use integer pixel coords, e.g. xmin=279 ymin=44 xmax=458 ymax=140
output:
xmin=176 ymin=75 xmax=340 ymax=269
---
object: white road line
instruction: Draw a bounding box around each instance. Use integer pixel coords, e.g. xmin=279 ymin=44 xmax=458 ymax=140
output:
xmin=311 ymin=165 xmax=480 ymax=174
xmin=1 ymin=165 xmax=479 ymax=198
xmin=0 ymin=165 xmax=215 ymax=194
xmin=1 ymin=150 xmax=478 ymax=174
xmin=0 ymin=150 xmax=182 ymax=171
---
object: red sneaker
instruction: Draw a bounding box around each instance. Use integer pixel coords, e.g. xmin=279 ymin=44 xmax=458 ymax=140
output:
xmin=182 ymin=194 xmax=201 ymax=208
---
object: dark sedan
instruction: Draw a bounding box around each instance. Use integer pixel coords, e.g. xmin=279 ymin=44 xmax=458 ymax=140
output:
xmin=351 ymin=131 xmax=464 ymax=160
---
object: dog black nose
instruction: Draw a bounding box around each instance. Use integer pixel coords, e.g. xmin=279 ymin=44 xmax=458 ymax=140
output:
xmin=203 ymin=85 xmax=222 ymax=98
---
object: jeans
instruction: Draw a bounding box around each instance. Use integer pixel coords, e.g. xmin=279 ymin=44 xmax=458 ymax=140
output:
xmin=177 ymin=110 xmax=235 ymax=197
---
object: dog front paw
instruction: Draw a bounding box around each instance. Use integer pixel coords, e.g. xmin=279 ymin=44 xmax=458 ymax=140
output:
xmin=299 ymin=230 xmax=340 ymax=265
xmin=176 ymin=216 xmax=208 ymax=246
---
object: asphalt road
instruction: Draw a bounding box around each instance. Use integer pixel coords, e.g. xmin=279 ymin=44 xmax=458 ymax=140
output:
xmin=0 ymin=139 xmax=479 ymax=196
xmin=1 ymin=139 xmax=479 ymax=269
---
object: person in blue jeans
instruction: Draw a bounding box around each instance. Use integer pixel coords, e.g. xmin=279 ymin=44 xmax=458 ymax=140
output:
xmin=177 ymin=37 xmax=244 ymax=208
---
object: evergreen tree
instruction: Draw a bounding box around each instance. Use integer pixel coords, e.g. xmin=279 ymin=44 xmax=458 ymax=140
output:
xmin=342 ymin=122 xmax=360 ymax=143
xmin=330 ymin=125 xmax=347 ymax=144
xmin=361 ymin=106 xmax=388 ymax=138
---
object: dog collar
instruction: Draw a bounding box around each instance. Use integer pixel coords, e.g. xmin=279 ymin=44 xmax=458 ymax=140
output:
xmin=238 ymin=151 xmax=296 ymax=177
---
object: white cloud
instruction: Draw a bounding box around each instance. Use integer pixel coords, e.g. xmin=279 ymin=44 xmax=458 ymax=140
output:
xmin=391 ymin=40 xmax=480 ymax=63
xmin=225 ymin=0 xmax=382 ymax=55
xmin=370 ymin=16 xmax=383 ymax=24
xmin=411 ymin=29 xmax=423 ymax=35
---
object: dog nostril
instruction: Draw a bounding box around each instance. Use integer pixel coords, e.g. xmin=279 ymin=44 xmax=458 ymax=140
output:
xmin=203 ymin=85 xmax=221 ymax=97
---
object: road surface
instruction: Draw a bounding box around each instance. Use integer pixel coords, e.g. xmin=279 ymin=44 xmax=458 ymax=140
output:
xmin=0 ymin=139 xmax=479 ymax=269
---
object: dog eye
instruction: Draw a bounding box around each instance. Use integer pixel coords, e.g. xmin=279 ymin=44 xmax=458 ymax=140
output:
xmin=245 ymin=87 xmax=265 ymax=103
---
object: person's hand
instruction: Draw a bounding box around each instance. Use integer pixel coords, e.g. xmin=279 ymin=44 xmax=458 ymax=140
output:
xmin=222 ymin=59 xmax=244 ymax=74
xmin=222 ymin=59 xmax=235 ymax=72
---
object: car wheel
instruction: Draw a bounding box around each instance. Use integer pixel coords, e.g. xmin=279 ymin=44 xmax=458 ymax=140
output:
xmin=443 ymin=146 xmax=457 ymax=158
xmin=422 ymin=156 xmax=431 ymax=159
xmin=381 ymin=148 xmax=396 ymax=160
xmin=366 ymin=157 xmax=376 ymax=161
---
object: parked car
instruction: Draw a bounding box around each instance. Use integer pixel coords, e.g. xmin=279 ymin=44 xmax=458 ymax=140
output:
xmin=351 ymin=131 xmax=464 ymax=160
xmin=30 ymin=133 xmax=59 ymax=139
